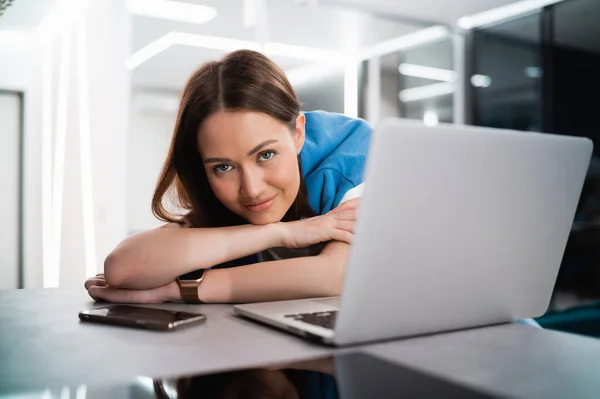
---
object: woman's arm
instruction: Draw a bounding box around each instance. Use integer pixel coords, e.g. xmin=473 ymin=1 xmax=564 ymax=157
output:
xmin=201 ymin=241 xmax=350 ymax=303
xmin=87 ymin=241 xmax=350 ymax=304
xmin=104 ymin=223 xmax=282 ymax=289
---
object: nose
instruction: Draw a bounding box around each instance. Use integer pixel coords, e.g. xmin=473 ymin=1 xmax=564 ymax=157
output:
xmin=240 ymin=167 xmax=266 ymax=198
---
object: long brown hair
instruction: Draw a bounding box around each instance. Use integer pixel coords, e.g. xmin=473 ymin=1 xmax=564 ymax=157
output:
xmin=152 ymin=50 xmax=314 ymax=228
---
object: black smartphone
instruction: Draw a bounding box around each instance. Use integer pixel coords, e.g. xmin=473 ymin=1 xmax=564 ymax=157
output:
xmin=78 ymin=305 xmax=206 ymax=331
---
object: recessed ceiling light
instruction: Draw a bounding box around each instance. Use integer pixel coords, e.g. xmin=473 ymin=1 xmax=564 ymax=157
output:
xmin=128 ymin=0 xmax=217 ymax=25
xmin=398 ymin=63 xmax=457 ymax=82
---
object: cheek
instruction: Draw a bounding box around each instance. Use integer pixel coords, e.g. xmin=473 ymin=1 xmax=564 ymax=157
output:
xmin=267 ymin=155 xmax=300 ymax=192
xmin=207 ymin=174 xmax=238 ymax=204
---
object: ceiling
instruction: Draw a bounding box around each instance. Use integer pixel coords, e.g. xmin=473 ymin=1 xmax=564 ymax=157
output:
xmin=132 ymin=0 xmax=584 ymax=90
xmin=3 ymin=0 xmax=598 ymax=93
xmin=132 ymin=0 xmax=419 ymax=53
xmin=322 ymin=0 xmax=522 ymax=26
xmin=0 ymin=0 xmax=551 ymax=33
xmin=131 ymin=0 xmax=423 ymax=89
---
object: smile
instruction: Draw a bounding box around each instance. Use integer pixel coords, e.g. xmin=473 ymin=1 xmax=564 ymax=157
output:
xmin=244 ymin=194 xmax=277 ymax=212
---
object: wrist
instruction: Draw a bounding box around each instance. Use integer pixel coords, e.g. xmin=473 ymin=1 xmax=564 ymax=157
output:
xmin=265 ymin=222 xmax=287 ymax=248
xmin=163 ymin=280 xmax=182 ymax=302
xmin=197 ymin=268 xmax=231 ymax=303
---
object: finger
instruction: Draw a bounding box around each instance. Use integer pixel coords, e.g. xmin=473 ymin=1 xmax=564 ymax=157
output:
xmin=88 ymin=286 xmax=160 ymax=304
xmin=333 ymin=198 xmax=359 ymax=212
xmin=345 ymin=198 xmax=360 ymax=206
xmin=96 ymin=273 xmax=104 ymax=277
xmin=87 ymin=285 xmax=109 ymax=302
xmin=332 ymin=209 xmax=357 ymax=221
xmin=334 ymin=220 xmax=355 ymax=234
xmin=337 ymin=199 xmax=358 ymax=210
xmin=331 ymin=230 xmax=353 ymax=244
xmin=84 ymin=277 xmax=107 ymax=290
xmin=88 ymin=286 xmax=136 ymax=303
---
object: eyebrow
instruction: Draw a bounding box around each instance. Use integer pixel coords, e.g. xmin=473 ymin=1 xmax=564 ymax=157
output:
xmin=204 ymin=157 xmax=231 ymax=164
xmin=203 ymin=140 xmax=278 ymax=164
xmin=247 ymin=140 xmax=278 ymax=156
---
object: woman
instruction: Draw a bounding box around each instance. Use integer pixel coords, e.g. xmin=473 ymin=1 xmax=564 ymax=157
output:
xmin=85 ymin=49 xmax=370 ymax=304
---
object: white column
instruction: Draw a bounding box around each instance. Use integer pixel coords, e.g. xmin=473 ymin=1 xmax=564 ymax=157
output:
xmin=453 ymin=31 xmax=467 ymax=125
xmin=365 ymin=57 xmax=381 ymax=126
xmin=344 ymin=61 xmax=359 ymax=118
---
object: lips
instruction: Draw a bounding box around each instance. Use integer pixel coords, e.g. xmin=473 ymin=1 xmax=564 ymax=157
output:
xmin=244 ymin=194 xmax=277 ymax=212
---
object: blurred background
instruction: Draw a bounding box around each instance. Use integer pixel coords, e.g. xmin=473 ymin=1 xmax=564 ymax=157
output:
xmin=1 ymin=0 xmax=599 ymax=335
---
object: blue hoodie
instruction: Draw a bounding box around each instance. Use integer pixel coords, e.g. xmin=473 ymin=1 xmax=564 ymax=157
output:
xmin=301 ymin=111 xmax=372 ymax=214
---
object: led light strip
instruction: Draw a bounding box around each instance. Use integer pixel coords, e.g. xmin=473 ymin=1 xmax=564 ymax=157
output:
xmin=458 ymin=0 xmax=565 ymax=29
xmin=399 ymin=82 xmax=455 ymax=103
xmin=399 ymin=63 xmax=456 ymax=82
xmin=128 ymin=0 xmax=217 ymax=24
xmin=50 ymin=23 xmax=72 ymax=288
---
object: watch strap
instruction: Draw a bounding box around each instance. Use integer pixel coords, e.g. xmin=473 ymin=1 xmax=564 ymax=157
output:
xmin=176 ymin=269 xmax=206 ymax=304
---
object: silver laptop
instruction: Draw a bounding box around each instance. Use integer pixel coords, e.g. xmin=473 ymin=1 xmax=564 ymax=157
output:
xmin=233 ymin=119 xmax=593 ymax=346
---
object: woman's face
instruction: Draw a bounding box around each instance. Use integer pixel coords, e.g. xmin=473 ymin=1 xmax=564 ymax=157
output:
xmin=198 ymin=111 xmax=305 ymax=225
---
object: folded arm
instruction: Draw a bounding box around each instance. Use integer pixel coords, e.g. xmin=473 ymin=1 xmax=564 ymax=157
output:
xmin=201 ymin=240 xmax=349 ymax=303
xmin=94 ymin=199 xmax=357 ymax=303
xmin=103 ymin=222 xmax=282 ymax=289
xmin=87 ymin=241 xmax=350 ymax=304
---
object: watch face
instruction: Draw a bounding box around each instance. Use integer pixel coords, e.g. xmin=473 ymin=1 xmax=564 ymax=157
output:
xmin=179 ymin=269 xmax=206 ymax=281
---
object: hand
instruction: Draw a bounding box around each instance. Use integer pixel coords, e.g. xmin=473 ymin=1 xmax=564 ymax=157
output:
xmin=279 ymin=198 xmax=359 ymax=249
xmin=84 ymin=274 xmax=181 ymax=304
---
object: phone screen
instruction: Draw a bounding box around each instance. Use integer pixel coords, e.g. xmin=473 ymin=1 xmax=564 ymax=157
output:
xmin=79 ymin=305 xmax=206 ymax=330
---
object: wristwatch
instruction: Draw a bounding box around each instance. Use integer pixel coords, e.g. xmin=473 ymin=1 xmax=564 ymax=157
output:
xmin=176 ymin=269 xmax=207 ymax=304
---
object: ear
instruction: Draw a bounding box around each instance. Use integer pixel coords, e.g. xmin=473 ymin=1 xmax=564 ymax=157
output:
xmin=294 ymin=113 xmax=306 ymax=155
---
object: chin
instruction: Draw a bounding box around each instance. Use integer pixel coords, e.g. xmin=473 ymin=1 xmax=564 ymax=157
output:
xmin=245 ymin=212 xmax=283 ymax=225
xmin=241 ymin=205 xmax=288 ymax=225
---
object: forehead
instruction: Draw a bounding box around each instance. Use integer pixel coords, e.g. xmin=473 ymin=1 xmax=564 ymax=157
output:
xmin=198 ymin=111 xmax=290 ymax=155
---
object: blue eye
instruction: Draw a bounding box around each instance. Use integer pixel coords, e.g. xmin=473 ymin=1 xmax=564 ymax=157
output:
xmin=259 ymin=150 xmax=276 ymax=161
xmin=214 ymin=164 xmax=232 ymax=173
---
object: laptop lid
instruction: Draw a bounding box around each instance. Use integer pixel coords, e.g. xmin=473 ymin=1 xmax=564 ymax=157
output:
xmin=333 ymin=119 xmax=592 ymax=345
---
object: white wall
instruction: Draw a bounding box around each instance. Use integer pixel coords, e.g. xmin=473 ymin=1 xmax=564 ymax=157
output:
xmin=0 ymin=92 xmax=21 ymax=289
xmin=0 ymin=33 xmax=43 ymax=289
xmin=127 ymin=92 xmax=177 ymax=234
